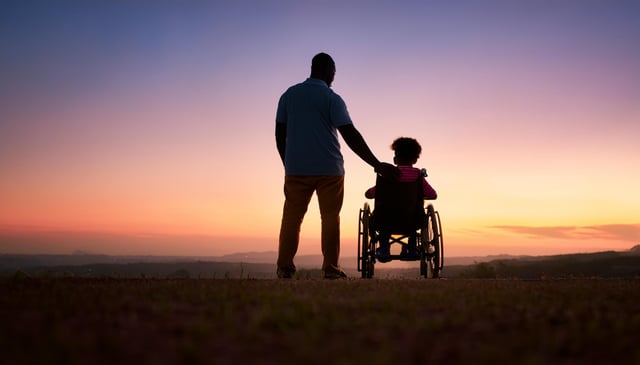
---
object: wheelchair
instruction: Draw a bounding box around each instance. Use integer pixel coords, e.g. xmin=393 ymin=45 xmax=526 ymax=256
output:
xmin=357 ymin=172 xmax=443 ymax=279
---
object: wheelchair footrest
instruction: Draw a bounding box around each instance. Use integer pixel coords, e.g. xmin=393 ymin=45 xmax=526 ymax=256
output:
xmin=398 ymin=253 xmax=421 ymax=261
xmin=376 ymin=253 xmax=421 ymax=262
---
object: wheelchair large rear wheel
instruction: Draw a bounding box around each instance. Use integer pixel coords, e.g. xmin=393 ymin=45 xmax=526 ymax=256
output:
xmin=358 ymin=203 xmax=374 ymax=278
xmin=421 ymin=204 xmax=443 ymax=278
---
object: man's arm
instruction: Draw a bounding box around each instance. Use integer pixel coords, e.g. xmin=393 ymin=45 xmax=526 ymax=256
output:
xmin=338 ymin=124 xmax=399 ymax=179
xmin=275 ymin=123 xmax=286 ymax=166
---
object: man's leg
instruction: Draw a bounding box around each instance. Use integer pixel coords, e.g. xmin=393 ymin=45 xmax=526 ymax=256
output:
xmin=316 ymin=176 xmax=344 ymax=275
xmin=277 ymin=176 xmax=314 ymax=276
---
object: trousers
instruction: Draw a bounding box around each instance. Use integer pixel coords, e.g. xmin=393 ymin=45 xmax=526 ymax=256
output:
xmin=277 ymin=175 xmax=344 ymax=275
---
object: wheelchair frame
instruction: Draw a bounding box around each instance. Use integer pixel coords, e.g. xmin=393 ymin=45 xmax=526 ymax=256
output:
xmin=357 ymin=202 xmax=443 ymax=278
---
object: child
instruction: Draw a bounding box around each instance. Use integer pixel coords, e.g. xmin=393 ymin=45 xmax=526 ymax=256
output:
xmin=365 ymin=137 xmax=437 ymax=262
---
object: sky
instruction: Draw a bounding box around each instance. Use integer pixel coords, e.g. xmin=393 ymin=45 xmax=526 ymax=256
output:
xmin=1 ymin=0 xmax=639 ymax=259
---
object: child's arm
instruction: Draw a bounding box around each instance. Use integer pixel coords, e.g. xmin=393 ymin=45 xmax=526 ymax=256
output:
xmin=422 ymin=179 xmax=437 ymax=200
xmin=365 ymin=186 xmax=376 ymax=199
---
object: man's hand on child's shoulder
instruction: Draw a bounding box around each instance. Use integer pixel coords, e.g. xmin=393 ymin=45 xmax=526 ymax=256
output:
xmin=375 ymin=162 xmax=401 ymax=181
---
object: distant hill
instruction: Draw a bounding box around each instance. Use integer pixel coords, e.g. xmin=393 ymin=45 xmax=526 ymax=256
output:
xmin=2 ymin=247 xmax=639 ymax=279
xmin=0 ymin=255 xmax=274 ymax=279
xmin=452 ymin=249 xmax=640 ymax=279
xmin=0 ymin=251 xmax=527 ymax=277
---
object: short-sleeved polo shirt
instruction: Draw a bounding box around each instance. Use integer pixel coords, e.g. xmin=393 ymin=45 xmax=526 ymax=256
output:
xmin=276 ymin=78 xmax=353 ymax=176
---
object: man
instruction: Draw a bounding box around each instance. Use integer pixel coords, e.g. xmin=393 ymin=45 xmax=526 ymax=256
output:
xmin=275 ymin=52 xmax=398 ymax=279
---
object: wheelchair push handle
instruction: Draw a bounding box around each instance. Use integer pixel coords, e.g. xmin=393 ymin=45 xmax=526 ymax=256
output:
xmin=421 ymin=168 xmax=428 ymax=177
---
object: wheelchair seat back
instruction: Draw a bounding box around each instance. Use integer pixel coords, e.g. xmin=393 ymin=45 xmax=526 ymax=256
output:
xmin=372 ymin=174 xmax=426 ymax=234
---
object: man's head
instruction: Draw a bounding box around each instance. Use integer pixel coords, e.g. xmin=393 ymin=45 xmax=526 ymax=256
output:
xmin=311 ymin=52 xmax=336 ymax=87
xmin=392 ymin=137 xmax=422 ymax=166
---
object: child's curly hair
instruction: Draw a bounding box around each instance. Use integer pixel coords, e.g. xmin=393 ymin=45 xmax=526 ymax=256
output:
xmin=392 ymin=137 xmax=422 ymax=162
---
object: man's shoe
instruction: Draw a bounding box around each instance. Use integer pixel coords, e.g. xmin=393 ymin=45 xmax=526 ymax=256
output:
xmin=277 ymin=268 xmax=295 ymax=279
xmin=324 ymin=270 xmax=348 ymax=279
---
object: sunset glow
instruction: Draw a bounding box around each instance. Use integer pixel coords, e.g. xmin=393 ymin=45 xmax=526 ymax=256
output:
xmin=1 ymin=1 xmax=639 ymax=258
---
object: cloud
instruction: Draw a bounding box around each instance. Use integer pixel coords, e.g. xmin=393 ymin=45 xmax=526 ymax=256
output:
xmin=578 ymin=224 xmax=640 ymax=241
xmin=490 ymin=224 xmax=640 ymax=242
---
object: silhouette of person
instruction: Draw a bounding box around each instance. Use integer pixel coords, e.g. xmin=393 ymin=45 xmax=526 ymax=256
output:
xmin=275 ymin=52 xmax=399 ymax=279
xmin=365 ymin=137 xmax=437 ymax=261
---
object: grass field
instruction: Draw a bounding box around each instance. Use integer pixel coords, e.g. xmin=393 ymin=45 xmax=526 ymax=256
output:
xmin=2 ymin=277 xmax=639 ymax=365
